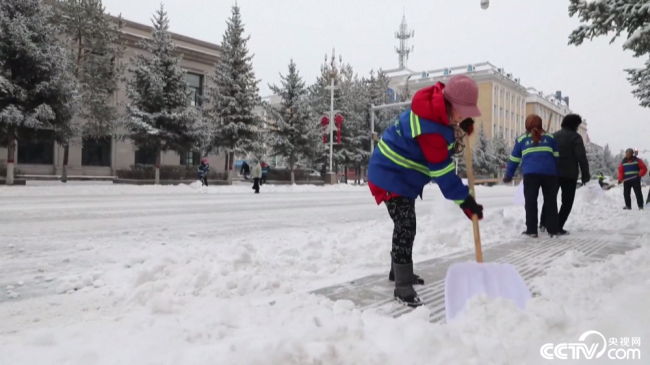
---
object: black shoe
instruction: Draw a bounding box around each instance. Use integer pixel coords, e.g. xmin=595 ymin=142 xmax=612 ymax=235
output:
xmin=389 ymin=269 xmax=424 ymax=285
xmin=558 ymin=229 xmax=569 ymax=236
xmin=548 ymin=233 xmax=559 ymax=238
xmin=392 ymin=262 xmax=424 ymax=308
xmin=623 ymin=207 xmax=632 ymax=210
xmin=522 ymin=231 xmax=538 ymax=238
xmin=539 ymin=225 xmax=546 ymax=233
xmin=394 ymin=291 xmax=423 ymax=308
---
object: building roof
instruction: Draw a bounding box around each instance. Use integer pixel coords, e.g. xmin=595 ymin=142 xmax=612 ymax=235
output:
xmin=114 ymin=16 xmax=221 ymax=52
xmin=387 ymin=62 xmax=528 ymax=94
xmin=525 ymin=87 xmax=571 ymax=116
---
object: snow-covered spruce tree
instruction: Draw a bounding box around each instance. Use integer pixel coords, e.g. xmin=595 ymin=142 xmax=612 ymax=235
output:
xmin=335 ymin=64 xmax=368 ymax=183
xmin=603 ymin=144 xmax=619 ymax=177
xmin=120 ymin=5 xmax=207 ymax=185
xmin=489 ymin=131 xmax=510 ymax=178
xmin=307 ymin=60 xmax=336 ymax=170
xmin=55 ymin=0 xmax=125 ymax=182
xmin=586 ymin=144 xmax=606 ymax=177
xmin=207 ymin=5 xmax=262 ymax=177
xmin=471 ymin=123 xmax=492 ymax=175
xmin=0 ymin=0 xmax=80 ymax=185
xmin=568 ymin=0 xmax=650 ymax=107
xmin=265 ymin=59 xmax=316 ymax=184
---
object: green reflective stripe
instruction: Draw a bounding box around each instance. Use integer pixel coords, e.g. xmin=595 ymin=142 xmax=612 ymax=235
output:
xmin=623 ymin=162 xmax=638 ymax=166
xmin=546 ymin=134 xmax=555 ymax=139
xmin=625 ymin=171 xmax=639 ymax=175
xmin=454 ymin=199 xmax=464 ymax=205
xmin=448 ymin=143 xmax=455 ymax=150
xmin=430 ymin=162 xmax=455 ymax=178
xmin=522 ymin=146 xmax=554 ymax=156
xmin=553 ymin=152 xmax=559 ymax=157
xmin=510 ymin=156 xmax=522 ymax=163
xmin=409 ymin=111 xmax=422 ymax=138
xmin=517 ymin=134 xmax=531 ymax=143
xmin=377 ymin=140 xmax=430 ymax=176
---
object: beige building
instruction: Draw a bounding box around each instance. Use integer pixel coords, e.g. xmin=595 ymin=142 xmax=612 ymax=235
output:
xmin=388 ymin=62 xmax=529 ymax=146
xmin=525 ymin=88 xmax=588 ymax=140
xmin=0 ymin=16 xmax=225 ymax=176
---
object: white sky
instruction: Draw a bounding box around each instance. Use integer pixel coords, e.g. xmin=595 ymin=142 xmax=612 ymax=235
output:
xmin=101 ymin=0 xmax=650 ymax=157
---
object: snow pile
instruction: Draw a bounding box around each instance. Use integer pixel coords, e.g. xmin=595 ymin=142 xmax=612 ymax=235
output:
xmin=2 ymin=238 xmax=650 ymax=364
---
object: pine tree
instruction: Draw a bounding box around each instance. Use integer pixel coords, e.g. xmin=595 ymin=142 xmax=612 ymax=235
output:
xmin=568 ymin=0 xmax=650 ymax=107
xmin=489 ymin=131 xmax=510 ymax=178
xmin=586 ymin=144 xmax=606 ymax=177
xmin=0 ymin=0 xmax=80 ymax=185
xmin=336 ymin=64 xmax=368 ymax=182
xmin=55 ymin=0 xmax=125 ymax=182
xmin=265 ymin=59 xmax=316 ymax=184
xmin=120 ymin=5 xmax=207 ymax=184
xmin=472 ymin=124 xmax=492 ymax=175
xmin=207 ymin=5 xmax=262 ymax=177
xmin=603 ymin=144 xmax=619 ymax=177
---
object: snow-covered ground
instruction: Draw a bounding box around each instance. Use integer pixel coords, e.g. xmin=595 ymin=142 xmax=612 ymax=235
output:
xmin=0 ymin=182 xmax=649 ymax=364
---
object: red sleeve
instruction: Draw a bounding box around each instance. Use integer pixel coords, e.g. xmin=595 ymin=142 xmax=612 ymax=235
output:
xmin=618 ymin=164 xmax=624 ymax=181
xmin=638 ymin=159 xmax=648 ymax=176
xmin=416 ymin=134 xmax=449 ymax=164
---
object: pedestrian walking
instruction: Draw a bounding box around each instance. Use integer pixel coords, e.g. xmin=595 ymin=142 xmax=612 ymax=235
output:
xmin=240 ymin=161 xmax=250 ymax=180
xmin=251 ymin=161 xmax=262 ymax=194
xmin=198 ymin=157 xmax=209 ymax=186
xmin=539 ymin=114 xmax=590 ymax=235
xmin=367 ymin=75 xmax=484 ymax=308
xmin=618 ymin=148 xmax=647 ymax=210
xmin=261 ymin=161 xmax=270 ymax=185
xmin=504 ymin=114 xmax=560 ymax=238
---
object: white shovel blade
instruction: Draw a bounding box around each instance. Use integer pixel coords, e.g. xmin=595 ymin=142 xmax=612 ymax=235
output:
xmin=444 ymin=261 xmax=531 ymax=323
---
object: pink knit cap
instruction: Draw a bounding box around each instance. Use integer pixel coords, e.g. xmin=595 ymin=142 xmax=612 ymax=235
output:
xmin=444 ymin=75 xmax=481 ymax=118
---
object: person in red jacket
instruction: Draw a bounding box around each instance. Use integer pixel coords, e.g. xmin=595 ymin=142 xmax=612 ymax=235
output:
xmin=368 ymin=76 xmax=483 ymax=307
xmin=618 ymin=148 xmax=647 ymax=210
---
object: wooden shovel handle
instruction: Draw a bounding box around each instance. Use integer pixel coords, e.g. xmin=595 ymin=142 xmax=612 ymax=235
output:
xmin=463 ymin=132 xmax=484 ymax=263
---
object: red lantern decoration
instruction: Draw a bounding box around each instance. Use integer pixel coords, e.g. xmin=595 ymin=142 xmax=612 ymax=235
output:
xmin=321 ymin=115 xmax=329 ymax=144
xmin=334 ymin=113 xmax=344 ymax=144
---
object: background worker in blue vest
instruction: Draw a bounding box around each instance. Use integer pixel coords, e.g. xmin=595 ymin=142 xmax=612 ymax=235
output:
xmin=503 ymin=114 xmax=560 ymax=238
xmin=367 ymin=75 xmax=484 ymax=308
xmin=618 ymin=148 xmax=647 ymax=210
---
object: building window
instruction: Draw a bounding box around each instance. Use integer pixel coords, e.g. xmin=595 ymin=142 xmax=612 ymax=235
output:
xmin=185 ymin=72 xmax=203 ymax=106
xmin=134 ymin=147 xmax=157 ymax=165
xmin=17 ymin=139 xmax=54 ymax=164
xmin=180 ymin=151 xmax=201 ymax=165
xmin=82 ymin=136 xmax=111 ymax=167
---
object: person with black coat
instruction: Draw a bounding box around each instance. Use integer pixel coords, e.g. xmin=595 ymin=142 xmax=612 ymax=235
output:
xmin=540 ymin=114 xmax=590 ymax=235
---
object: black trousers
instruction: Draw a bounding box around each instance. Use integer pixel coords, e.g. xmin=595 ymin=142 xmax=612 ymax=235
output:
xmin=201 ymin=176 xmax=208 ymax=186
xmin=261 ymin=175 xmax=267 ymax=185
xmin=624 ymin=180 xmax=644 ymax=208
xmin=524 ymin=174 xmax=559 ymax=235
xmin=385 ymin=197 xmax=417 ymax=264
xmin=540 ymin=177 xmax=577 ymax=231
xmin=252 ymin=178 xmax=260 ymax=193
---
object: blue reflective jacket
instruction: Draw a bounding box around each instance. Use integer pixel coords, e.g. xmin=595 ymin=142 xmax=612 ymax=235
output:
xmin=198 ymin=163 xmax=209 ymax=178
xmin=506 ymin=133 xmax=559 ymax=177
xmin=367 ymin=109 xmax=469 ymax=202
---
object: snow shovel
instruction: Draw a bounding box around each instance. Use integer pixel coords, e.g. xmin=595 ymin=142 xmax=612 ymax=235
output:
xmin=444 ymin=133 xmax=531 ymax=323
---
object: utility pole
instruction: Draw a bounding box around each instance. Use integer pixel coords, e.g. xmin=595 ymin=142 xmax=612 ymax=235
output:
xmin=324 ymin=49 xmax=341 ymax=184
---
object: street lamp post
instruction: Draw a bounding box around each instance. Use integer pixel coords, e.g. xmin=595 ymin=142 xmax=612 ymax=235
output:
xmin=324 ymin=49 xmax=341 ymax=184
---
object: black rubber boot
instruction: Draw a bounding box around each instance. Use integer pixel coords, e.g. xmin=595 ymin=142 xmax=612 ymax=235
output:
xmin=522 ymin=231 xmax=538 ymax=238
xmin=389 ymin=258 xmax=424 ymax=285
xmin=393 ymin=262 xmax=423 ymax=308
